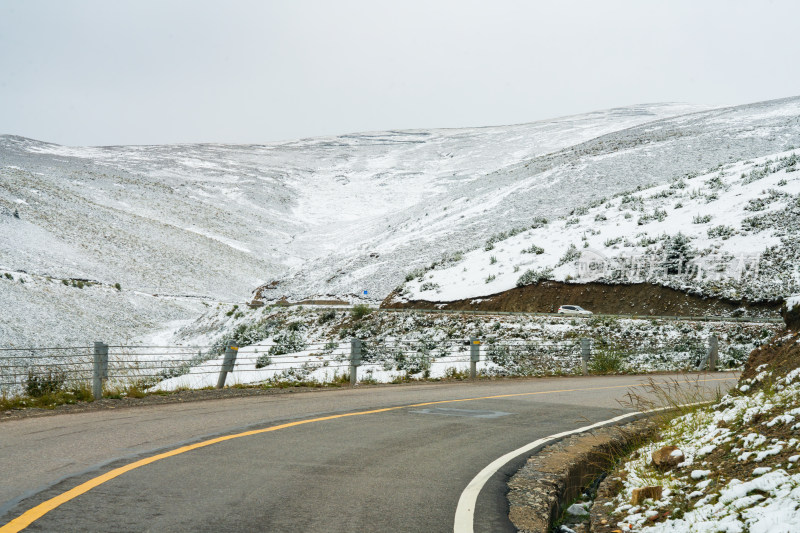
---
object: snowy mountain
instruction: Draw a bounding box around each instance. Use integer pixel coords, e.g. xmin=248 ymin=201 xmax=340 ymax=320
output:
xmin=279 ymin=97 xmax=800 ymax=304
xmin=2 ymin=97 xmax=800 ymax=346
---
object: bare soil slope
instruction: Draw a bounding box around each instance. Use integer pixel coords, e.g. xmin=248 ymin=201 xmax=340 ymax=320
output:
xmin=382 ymin=281 xmax=781 ymax=317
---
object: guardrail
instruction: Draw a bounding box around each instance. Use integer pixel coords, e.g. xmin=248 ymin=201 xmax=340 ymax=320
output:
xmin=257 ymin=303 xmax=783 ymax=324
xmin=1 ymin=333 xmax=732 ymax=401
xmin=378 ymin=308 xmax=783 ymax=323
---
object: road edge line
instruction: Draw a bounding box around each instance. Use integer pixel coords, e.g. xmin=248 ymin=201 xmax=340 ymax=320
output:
xmin=452 ymin=401 xmax=710 ymax=533
xmin=0 ymin=379 xmax=727 ymax=532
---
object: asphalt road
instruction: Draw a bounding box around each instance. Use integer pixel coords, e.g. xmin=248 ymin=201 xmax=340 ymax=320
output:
xmin=0 ymin=373 xmax=737 ymax=532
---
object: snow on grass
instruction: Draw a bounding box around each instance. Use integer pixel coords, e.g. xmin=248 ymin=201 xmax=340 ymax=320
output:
xmin=606 ymin=344 xmax=800 ymax=532
xmin=144 ymin=305 xmax=778 ymax=391
xmin=397 ymin=150 xmax=800 ymax=304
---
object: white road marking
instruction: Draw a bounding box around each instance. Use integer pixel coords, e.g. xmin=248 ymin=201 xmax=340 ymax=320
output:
xmin=410 ymin=407 xmax=512 ymax=418
xmin=453 ymin=403 xmax=708 ymax=532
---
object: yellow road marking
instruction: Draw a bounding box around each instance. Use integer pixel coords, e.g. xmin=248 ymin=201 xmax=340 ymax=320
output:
xmin=0 ymin=376 xmax=734 ymax=532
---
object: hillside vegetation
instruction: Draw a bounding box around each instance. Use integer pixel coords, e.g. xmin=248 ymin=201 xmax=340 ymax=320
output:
xmin=591 ymin=321 xmax=800 ymax=532
xmin=2 ymin=97 xmax=800 ymax=346
xmin=142 ymin=304 xmax=780 ymax=391
xmin=392 ymin=150 xmax=800 ymax=307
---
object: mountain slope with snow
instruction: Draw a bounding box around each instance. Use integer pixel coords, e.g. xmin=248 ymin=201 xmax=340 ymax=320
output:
xmin=2 ymin=97 xmax=800 ymax=345
xmin=392 ymin=149 xmax=800 ymax=305
xmin=279 ymin=97 xmax=800 ymax=303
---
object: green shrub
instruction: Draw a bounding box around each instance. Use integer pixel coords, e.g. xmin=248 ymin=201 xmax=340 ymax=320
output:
xmin=558 ymin=243 xmax=580 ymax=265
xmin=114 ymin=282 xmax=121 ymax=291
xmin=318 ymin=310 xmax=337 ymax=324
xmin=255 ymin=353 xmax=272 ymax=369
xmin=268 ymin=331 xmax=306 ymax=356
xmin=351 ymin=304 xmax=372 ymax=319
xmin=588 ymin=349 xmax=626 ymax=374
xmin=522 ymin=244 xmax=544 ymax=254
xmin=516 ymin=267 xmax=553 ymax=287
xmin=707 ymin=225 xmax=735 ymax=240
xmin=324 ymin=340 xmax=338 ymax=351
xmin=25 ymin=370 xmax=67 ymax=397
xmin=404 ymin=268 xmax=426 ymax=282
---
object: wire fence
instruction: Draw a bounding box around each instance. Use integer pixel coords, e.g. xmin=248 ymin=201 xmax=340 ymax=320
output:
xmin=0 ymin=332 xmax=747 ymax=399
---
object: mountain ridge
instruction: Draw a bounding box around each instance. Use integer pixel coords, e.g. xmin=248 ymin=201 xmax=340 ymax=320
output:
xmin=2 ymin=97 xmax=800 ymax=345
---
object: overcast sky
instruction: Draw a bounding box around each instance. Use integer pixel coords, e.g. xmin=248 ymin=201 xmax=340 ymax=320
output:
xmin=1 ymin=0 xmax=799 ymax=146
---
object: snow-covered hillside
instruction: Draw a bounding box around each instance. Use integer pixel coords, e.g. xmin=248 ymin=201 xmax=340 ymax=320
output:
xmin=284 ymin=98 xmax=800 ymax=303
xmin=2 ymin=97 xmax=800 ymax=345
xmin=149 ymin=305 xmax=778 ymax=391
xmin=394 ymin=150 xmax=800 ymax=304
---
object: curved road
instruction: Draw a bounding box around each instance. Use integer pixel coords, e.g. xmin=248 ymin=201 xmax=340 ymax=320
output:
xmin=0 ymin=373 xmax=736 ymax=532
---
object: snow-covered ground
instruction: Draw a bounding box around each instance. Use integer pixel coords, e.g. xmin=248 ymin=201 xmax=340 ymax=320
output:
xmin=395 ymin=150 xmax=800 ymax=304
xmin=3 ymin=97 xmax=800 ymax=346
xmin=603 ymin=334 xmax=800 ymax=532
xmin=142 ymin=305 xmax=779 ymax=391
xmin=0 ymin=270 xmax=209 ymax=347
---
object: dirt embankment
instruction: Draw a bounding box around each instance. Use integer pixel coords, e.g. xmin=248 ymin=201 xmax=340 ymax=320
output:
xmin=382 ymin=281 xmax=781 ymax=317
xmin=740 ymin=330 xmax=800 ymax=386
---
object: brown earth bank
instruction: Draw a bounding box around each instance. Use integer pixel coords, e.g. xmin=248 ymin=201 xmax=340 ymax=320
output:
xmin=782 ymin=300 xmax=800 ymax=330
xmin=382 ymin=281 xmax=781 ymax=317
xmin=739 ymin=329 xmax=799 ymax=388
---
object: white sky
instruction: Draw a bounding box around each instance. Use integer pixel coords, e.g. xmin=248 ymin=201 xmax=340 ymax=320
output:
xmin=1 ymin=0 xmax=799 ymax=146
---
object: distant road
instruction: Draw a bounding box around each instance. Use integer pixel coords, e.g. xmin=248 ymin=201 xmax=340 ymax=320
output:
xmin=0 ymin=373 xmax=736 ymax=532
xmin=262 ymin=301 xmax=783 ymax=324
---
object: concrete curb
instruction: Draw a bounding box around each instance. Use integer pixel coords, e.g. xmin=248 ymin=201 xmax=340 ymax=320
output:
xmin=507 ymin=418 xmax=657 ymax=533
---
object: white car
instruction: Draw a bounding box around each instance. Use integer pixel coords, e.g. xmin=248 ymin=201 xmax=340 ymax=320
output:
xmin=557 ymin=305 xmax=593 ymax=315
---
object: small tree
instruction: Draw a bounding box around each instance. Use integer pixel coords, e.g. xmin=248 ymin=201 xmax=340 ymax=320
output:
xmin=662 ymin=233 xmax=694 ymax=275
